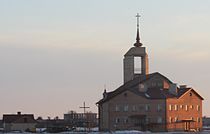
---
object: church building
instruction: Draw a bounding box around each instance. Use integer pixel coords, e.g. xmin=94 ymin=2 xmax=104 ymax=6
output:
xmin=96 ymin=14 xmax=203 ymax=132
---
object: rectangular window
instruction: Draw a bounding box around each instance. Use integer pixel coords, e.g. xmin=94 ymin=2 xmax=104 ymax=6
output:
xmin=197 ymin=105 xmax=200 ymax=111
xmin=185 ymin=105 xmax=188 ymax=111
xmin=146 ymin=117 xmax=150 ymax=124
xmin=174 ymin=117 xmax=178 ymax=122
xmin=132 ymin=105 xmax=137 ymax=112
xmin=190 ymin=105 xmax=193 ymax=109
xmin=124 ymin=105 xmax=129 ymax=112
xmin=169 ymin=105 xmax=172 ymax=111
xmin=169 ymin=117 xmax=172 ymax=123
xmin=134 ymin=57 xmax=141 ymax=74
xmin=115 ymin=105 xmax=120 ymax=112
xmin=180 ymin=105 xmax=183 ymax=109
xmin=157 ymin=117 xmax=162 ymax=123
xmin=197 ymin=117 xmax=200 ymax=122
xmin=157 ymin=104 xmax=162 ymax=112
xmin=151 ymin=82 xmax=156 ymax=87
xmin=145 ymin=104 xmax=150 ymax=111
xmin=115 ymin=118 xmax=120 ymax=124
xmin=158 ymin=82 xmax=163 ymax=87
xmin=124 ymin=117 xmax=128 ymax=124
xmin=139 ymin=105 xmax=144 ymax=111
xmin=174 ymin=105 xmax=178 ymax=111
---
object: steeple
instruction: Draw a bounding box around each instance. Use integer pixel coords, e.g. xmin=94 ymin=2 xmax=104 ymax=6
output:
xmin=123 ymin=13 xmax=149 ymax=83
xmin=134 ymin=13 xmax=143 ymax=47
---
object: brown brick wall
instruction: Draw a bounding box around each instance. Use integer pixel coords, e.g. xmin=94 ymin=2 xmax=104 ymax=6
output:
xmin=101 ymin=90 xmax=166 ymax=131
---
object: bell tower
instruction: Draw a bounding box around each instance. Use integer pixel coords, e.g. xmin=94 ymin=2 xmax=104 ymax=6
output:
xmin=123 ymin=13 xmax=149 ymax=83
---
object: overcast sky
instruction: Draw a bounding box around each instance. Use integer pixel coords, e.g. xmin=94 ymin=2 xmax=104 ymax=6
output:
xmin=0 ymin=0 xmax=210 ymax=119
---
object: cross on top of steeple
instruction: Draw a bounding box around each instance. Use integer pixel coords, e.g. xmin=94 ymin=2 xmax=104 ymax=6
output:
xmin=136 ymin=13 xmax=140 ymax=28
xmin=134 ymin=13 xmax=143 ymax=47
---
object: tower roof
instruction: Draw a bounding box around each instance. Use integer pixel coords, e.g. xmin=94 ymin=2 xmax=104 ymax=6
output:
xmin=134 ymin=13 xmax=143 ymax=47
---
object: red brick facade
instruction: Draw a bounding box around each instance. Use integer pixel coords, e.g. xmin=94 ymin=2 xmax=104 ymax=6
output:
xmin=166 ymin=89 xmax=203 ymax=131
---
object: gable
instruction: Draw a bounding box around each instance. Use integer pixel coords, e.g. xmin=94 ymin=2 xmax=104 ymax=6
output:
xmin=179 ymin=88 xmax=204 ymax=100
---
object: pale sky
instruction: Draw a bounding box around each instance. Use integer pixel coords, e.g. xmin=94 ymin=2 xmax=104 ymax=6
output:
xmin=0 ymin=0 xmax=210 ymax=119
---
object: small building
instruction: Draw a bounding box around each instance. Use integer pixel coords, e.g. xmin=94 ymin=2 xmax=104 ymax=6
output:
xmin=97 ymin=14 xmax=203 ymax=132
xmin=203 ymin=117 xmax=210 ymax=127
xmin=64 ymin=111 xmax=97 ymax=128
xmin=3 ymin=112 xmax=37 ymax=132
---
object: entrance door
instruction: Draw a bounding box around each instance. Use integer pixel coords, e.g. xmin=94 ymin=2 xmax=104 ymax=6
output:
xmin=184 ymin=122 xmax=190 ymax=131
xmin=129 ymin=115 xmax=146 ymax=131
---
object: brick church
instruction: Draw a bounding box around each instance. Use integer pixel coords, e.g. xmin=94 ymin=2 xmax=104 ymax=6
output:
xmin=97 ymin=14 xmax=203 ymax=132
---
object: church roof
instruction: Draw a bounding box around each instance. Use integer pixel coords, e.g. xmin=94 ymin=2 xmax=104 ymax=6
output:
xmin=97 ymin=72 xmax=204 ymax=105
xmin=97 ymin=72 xmax=175 ymax=104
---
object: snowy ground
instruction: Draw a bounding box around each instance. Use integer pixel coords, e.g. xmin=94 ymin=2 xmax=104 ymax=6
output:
xmin=1 ymin=131 xmax=210 ymax=134
xmin=61 ymin=131 xmax=209 ymax=134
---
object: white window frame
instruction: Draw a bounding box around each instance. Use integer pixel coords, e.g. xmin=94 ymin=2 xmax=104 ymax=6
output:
xmin=169 ymin=117 xmax=172 ymax=123
xmin=169 ymin=104 xmax=172 ymax=111
xmin=174 ymin=104 xmax=178 ymax=111
xmin=185 ymin=105 xmax=188 ymax=111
